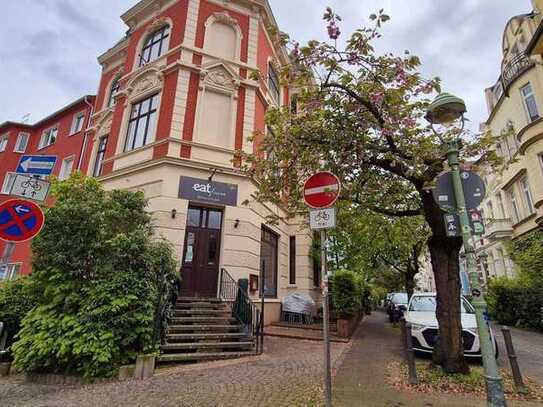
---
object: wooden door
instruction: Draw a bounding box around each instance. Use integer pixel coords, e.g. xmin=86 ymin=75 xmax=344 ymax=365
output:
xmin=180 ymin=207 xmax=223 ymax=297
xmin=260 ymin=227 xmax=278 ymax=298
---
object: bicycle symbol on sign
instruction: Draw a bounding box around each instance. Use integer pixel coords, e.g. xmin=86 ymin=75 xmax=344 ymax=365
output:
xmin=315 ymin=210 xmax=330 ymax=222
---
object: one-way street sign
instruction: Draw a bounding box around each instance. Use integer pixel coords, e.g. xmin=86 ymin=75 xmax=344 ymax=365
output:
xmin=16 ymin=155 xmax=57 ymax=176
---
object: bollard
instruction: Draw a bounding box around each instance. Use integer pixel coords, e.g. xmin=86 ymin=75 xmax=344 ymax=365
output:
xmin=405 ymin=323 xmax=419 ymax=385
xmin=501 ymin=326 xmax=528 ymax=394
xmin=399 ymin=318 xmax=408 ymax=359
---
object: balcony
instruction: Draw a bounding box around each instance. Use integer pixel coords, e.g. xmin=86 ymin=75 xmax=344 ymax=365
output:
xmin=502 ymin=52 xmax=535 ymax=92
xmin=484 ymin=218 xmax=513 ymax=241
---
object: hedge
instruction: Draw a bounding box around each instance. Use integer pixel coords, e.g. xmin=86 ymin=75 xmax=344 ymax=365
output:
xmin=487 ymin=277 xmax=543 ymax=332
xmin=330 ymin=270 xmax=371 ymax=318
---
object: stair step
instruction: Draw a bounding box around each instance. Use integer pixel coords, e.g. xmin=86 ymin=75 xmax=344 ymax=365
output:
xmin=171 ymin=317 xmax=237 ymax=323
xmin=177 ymin=297 xmax=222 ymax=303
xmin=161 ymin=341 xmax=253 ymax=351
xmin=175 ymin=302 xmax=226 ymax=309
xmin=166 ymin=333 xmax=247 ymax=340
xmin=174 ymin=309 xmax=229 ymax=316
xmin=158 ymin=351 xmax=256 ymax=363
xmin=168 ymin=324 xmax=243 ymax=332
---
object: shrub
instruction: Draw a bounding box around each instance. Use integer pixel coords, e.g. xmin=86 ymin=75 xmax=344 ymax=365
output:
xmin=487 ymin=277 xmax=543 ymax=332
xmin=330 ymin=270 xmax=370 ymax=318
xmin=510 ymin=229 xmax=543 ymax=287
xmin=0 ymin=277 xmax=38 ymax=355
xmin=11 ymin=174 xmax=179 ymax=378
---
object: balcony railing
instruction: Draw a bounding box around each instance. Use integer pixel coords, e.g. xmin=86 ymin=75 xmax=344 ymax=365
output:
xmin=502 ymin=52 xmax=535 ymax=91
xmin=484 ymin=218 xmax=513 ymax=241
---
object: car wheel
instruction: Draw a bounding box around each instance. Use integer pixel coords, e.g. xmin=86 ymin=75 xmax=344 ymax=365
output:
xmin=388 ymin=313 xmax=393 ymax=323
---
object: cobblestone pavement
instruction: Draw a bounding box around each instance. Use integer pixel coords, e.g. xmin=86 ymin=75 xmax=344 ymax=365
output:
xmin=493 ymin=322 xmax=543 ymax=384
xmin=333 ymin=311 xmax=542 ymax=407
xmin=0 ymin=336 xmax=347 ymax=407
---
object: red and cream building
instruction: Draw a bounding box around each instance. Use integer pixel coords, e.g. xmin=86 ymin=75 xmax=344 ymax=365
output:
xmin=1 ymin=0 xmax=318 ymax=323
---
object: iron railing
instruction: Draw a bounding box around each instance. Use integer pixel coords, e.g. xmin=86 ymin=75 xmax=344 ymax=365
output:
xmin=218 ymin=268 xmax=263 ymax=354
xmin=502 ymin=52 xmax=534 ymax=91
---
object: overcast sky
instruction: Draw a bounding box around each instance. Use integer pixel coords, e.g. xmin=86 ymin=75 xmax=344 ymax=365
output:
xmin=0 ymin=1 xmax=531 ymax=129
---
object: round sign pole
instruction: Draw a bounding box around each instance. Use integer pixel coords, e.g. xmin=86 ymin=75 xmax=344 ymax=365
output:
xmin=303 ymin=172 xmax=341 ymax=407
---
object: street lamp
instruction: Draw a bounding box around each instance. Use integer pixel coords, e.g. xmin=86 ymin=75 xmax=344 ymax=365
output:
xmin=426 ymin=93 xmax=507 ymax=407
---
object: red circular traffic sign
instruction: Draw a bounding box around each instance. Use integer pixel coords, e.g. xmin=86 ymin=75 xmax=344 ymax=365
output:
xmin=0 ymin=199 xmax=45 ymax=242
xmin=303 ymin=172 xmax=341 ymax=209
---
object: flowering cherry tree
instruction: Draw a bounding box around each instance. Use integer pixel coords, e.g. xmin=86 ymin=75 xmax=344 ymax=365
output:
xmin=242 ymin=9 xmax=495 ymax=374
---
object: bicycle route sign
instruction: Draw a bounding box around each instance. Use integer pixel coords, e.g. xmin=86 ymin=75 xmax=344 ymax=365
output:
xmin=303 ymin=171 xmax=341 ymax=209
xmin=0 ymin=199 xmax=45 ymax=242
xmin=309 ymin=207 xmax=337 ymax=230
xmin=9 ymin=174 xmax=50 ymax=202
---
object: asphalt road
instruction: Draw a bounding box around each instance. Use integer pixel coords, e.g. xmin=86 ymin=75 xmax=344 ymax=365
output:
xmin=493 ymin=322 xmax=543 ymax=384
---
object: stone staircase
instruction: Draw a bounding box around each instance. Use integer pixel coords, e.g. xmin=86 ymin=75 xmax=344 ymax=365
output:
xmin=158 ymin=297 xmax=257 ymax=363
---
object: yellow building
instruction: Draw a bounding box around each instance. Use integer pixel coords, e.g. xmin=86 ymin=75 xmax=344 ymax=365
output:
xmin=476 ymin=3 xmax=543 ymax=283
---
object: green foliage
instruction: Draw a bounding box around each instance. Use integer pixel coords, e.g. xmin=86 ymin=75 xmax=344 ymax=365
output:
xmin=510 ymin=229 xmax=543 ymax=287
xmin=12 ymin=174 xmax=179 ymax=378
xmin=0 ymin=277 xmax=39 ymax=354
xmin=330 ymin=270 xmax=370 ymax=317
xmin=487 ymin=277 xmax=543 ymax=331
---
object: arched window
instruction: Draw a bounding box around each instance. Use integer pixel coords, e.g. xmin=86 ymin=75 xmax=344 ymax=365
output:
xmin=139 ymin=25 xmax=170 ymax=67
xmin=107 ymin=77 xmax=120 ymax=108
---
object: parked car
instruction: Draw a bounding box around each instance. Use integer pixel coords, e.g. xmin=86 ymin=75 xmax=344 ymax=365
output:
xmin=386 ymin=292 xmax=409 ymax=323
xmin=404 ymin=293 xmax=498 ymax=358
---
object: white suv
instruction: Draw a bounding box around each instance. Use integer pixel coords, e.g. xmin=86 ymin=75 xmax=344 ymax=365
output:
xmin=404 ymin=293 xmax=498 ymax=358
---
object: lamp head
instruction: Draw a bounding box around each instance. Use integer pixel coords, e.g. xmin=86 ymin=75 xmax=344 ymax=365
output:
xmin=425 ymin=93 xmax=467 ymax=125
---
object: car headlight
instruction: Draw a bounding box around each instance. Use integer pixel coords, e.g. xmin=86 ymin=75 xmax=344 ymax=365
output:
xmin=410 ymin=323 xmax=425 ymax=331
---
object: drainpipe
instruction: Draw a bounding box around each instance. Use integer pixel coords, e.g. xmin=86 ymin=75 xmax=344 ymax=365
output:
xmin=77 ymin=95 xmax=95 ymax=171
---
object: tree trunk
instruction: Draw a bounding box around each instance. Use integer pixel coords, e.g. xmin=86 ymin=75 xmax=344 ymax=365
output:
xmin=420 ymin=189 xmax=469 ymax=374
xmin=404 ymin=269 xmax=416 ymax=300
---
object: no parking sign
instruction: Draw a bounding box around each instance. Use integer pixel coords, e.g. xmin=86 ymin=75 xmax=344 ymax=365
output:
xmin=0 ymin=199 xmax=45 ymax=242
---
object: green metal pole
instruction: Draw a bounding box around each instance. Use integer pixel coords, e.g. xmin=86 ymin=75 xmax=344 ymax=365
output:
xmin=445 ymin=141 xmax=507 ymax=407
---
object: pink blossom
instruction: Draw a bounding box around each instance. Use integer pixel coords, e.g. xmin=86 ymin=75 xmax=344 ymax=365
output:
xmin=369 ymin=91 xmax=384 ymax=105
xmin=327 ymin=22 xmax=341 ymax=40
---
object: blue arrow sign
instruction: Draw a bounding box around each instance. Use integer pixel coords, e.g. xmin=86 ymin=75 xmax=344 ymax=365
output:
xmin=16 ymin=155 xmax=57 ymax=176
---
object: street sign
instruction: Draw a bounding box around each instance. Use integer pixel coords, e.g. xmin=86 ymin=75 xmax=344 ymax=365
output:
xmin=16 ymin=155 xmax=57 ymax=176
xmin=433 ymin=170 xmax=486 ymax=212
xmin=303 ymin=172 xmax=341 ymax=209
xmin=444 ymin=210 xmax=486 ymax=237
xmin=0 ymin=199 xmax=45 ymax=242
xmin=469 ymin=209 xmax=485 ymax=236
xmin=309 ymin=207 xmax=337 ymax=230
xmin=9 ymin=174 xmax=51 ymax=202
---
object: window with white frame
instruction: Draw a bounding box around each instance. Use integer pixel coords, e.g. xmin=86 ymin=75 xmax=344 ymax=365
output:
xmin=93 ymin=135 xmax=108 ymax=177
xmin=268 ymin=62 xmax=280 ymax=103
xmin=59 ymin=156 xmax=75 ymax=181
xmin=139 ymin=25 xmax=170 ymax=67
xmin=0 ymin=263 xmax=20 ymax=281
xmin=1 ymin=172 xmax=17 ymax=194
xmin=496 ymin=193 xmax=506 ymax=218
xmin=14 ymin=132 xmax=29 ymax=153
xmin=520 ymin=177 xmax=535 ymax=214
xmin=39 ymin=127 xmax=58 ymax=149
xmin=125 ymin=94 xmax=158 ymax=151
xmin=108 ymin=77 xmax=120 ymax=108
xmin=486 ymin=201 xmax=495 ymax=219
xmin=508 ymin=188 xmax=521 ymax=224
xmin=0 ymin=134 xmax=8 ymax=152
xmin=521 ymin=83 xmax=539 ymax=123
xmin=71 ymin=112 xmax=85 ymax=135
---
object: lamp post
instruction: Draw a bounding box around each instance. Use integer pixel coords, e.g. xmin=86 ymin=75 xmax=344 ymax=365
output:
xmin=426 ymin=93 xmax=507 ymax=407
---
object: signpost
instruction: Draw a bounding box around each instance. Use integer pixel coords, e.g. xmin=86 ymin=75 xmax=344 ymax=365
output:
xmin=433 ymin=170 xmax=486 ymax=213
xmin=303 ymin=172 xmax=340 ymax=407
xmin=9 ymin=174 xmax=51 ymax=202
xmin=16 ymin=155 xmax=57 ymax=177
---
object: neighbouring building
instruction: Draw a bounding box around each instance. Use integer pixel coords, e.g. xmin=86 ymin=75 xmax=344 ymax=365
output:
xmin=0 ymin=96 xmax=95 ymax=278
xmin=0 ymin=0 xmax=319 ymax=325
xmin=475 ymin=1 xmax=543 ymax=285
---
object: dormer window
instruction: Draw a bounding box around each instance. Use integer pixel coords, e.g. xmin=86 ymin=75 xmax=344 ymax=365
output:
xmin=108 ymin=77 xmax=120 ymax=108
xmin=139 ymin=25 xmax=170 ymax=67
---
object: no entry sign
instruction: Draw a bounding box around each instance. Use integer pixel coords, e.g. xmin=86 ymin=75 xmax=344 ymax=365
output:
xmin=303 ymin=172 xmax=341 ymax=209
xmin=0 ymin=199 xmax=45 ymax=242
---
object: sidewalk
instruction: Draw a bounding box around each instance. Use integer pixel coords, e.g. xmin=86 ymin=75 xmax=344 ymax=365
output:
xmin=333 ymin=311 xmax=542 ymax=407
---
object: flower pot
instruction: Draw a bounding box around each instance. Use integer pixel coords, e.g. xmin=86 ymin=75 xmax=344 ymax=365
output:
xmin=0 ymin=362 xmax=11 ymax=377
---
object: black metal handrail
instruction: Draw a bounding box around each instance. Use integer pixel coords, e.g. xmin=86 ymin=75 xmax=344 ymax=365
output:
xmin=218 ymin=268 xmax=263 ymax=354
xmin=502 ymin=52 xmax=534 ymax=91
